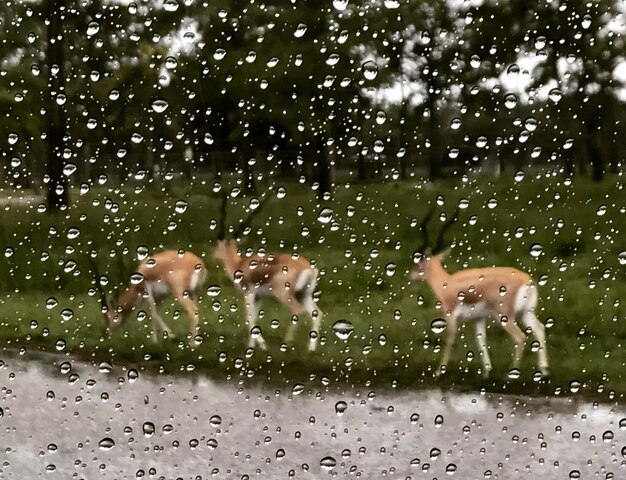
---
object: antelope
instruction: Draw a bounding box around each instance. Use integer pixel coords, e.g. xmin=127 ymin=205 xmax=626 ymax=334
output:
xmin=409 ymin=208 xmax=549 ymax=378
xmin=213 ymin=193 xmax=322 ymax=351
xmin=91 ymin=249 xmax=207 ymax=343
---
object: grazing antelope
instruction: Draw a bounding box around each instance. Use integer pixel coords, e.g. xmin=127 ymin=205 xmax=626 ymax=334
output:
xmin=213 ymin=194 xmax=322 ymax=351
xmin=91 ymin=249 xmax=207 ymax=343
xmin=409 ymin=208 xmax=549 ymax=378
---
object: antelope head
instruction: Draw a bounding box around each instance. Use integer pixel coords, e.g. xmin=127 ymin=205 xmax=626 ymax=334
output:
xmin=410 ymin=206 xmax=459 ymax=281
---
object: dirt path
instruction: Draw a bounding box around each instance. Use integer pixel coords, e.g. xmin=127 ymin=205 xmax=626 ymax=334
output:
xmin=0 ymin=352 xmax=624 ymax=479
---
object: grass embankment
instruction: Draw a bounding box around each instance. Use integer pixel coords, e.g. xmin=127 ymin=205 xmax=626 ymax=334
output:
xmin=1 ymin=172 xmax=625 ymax=401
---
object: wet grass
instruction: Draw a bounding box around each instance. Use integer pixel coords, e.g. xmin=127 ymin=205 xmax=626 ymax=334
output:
xmin=1 ymin=170 xmax=626 ymax=401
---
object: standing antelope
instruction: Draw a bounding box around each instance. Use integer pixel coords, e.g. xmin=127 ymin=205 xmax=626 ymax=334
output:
xmin=409 ymin=208 xmax=549 ymax=378
xmin=91 ymin=249 xmax=207 ymax=343
xmin=213 ymin=194 xmax=322 ymax=351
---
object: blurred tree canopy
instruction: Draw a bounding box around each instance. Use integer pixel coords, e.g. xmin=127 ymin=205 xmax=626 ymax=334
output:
xmin=1 ymin=0 xmax=624 ymax=207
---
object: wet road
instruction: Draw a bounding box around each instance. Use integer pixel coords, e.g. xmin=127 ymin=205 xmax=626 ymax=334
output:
xmin=0 ymin=352 xmax=624 ymax=479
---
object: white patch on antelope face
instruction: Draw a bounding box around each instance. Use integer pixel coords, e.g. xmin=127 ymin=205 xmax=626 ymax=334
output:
xmin=452 ymin=302 xmax=492 ymax=321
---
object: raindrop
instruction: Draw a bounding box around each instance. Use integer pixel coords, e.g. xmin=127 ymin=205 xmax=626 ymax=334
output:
xmin=165 ymin=56 xmax=177 ymax=69
xmin=163 ymin=0 xmax=179 ymax=12
xmin=430 ymin=318 xmax=447 ymax=334
xmin=362 ymin=61 xmax=378 ymax=80
xmin=569 ymin=380 xmax=581 ymax=393
xmin=292 ymin=384 xmax=305 ymax=395
xmin=175 ymin=200 xmax=188 ymax=214
xmin=207 ymin=285 xmax=221 ymax=297
xmin=534 ymin=36 xmax=546 ymax=49
xmin=470 ymin=54 xmax=481 ymax=68
xmin=332 ymin=320 xmax=354 ymax=340
xmin=506 ymin=64 xmax=520 ymax=76
xmin=430 ymin=447 xmax=441 ymax=460
xmin=127 ymin=369 xmax=139 ymax=382
xmin=410 ymin=413 xmax=420 ymax=424
xmin=86 ymin=21 xmax=100 ymax=36
xmin=326 ymin=53 xmax=340 ymax=66
xmin=504 ymin=93 xmax=518 ymax=109
xmin=548 ymin=88 xmax=562 ymax=103
xmin=384 ymin=0 xmax=399 ymax=8
xmin=385 ymin=263 xmax=396 ymax=276
xmin=210 ymin=415 xmax=222 ymax=427
xmin=530 ymin=244 xmax=543 ymax=257
xmin=294 ymin=23 xmax=307 ymax=38
xmin=63 ymin=164 xmax=77 ymax=176
xmin=317 ymin=208 xmax=333 ymax=224
xmin=335 ymin=401 xmax=348 ymax=415
xmin=143 ymin=422 xmax=155 ymax=437
xmin=320 ymin=456 xmax=337 ymax=470
xmin=507 ymin=368 xmax=521 ymax=380
xmin=581 ymin=14 xmax=592 ymax=29
xmin=151 ymin=99 xmax=169 ymax=113
xmin=46 ymin=297 xmax=58 ymax=309
xmin=450 ymin=118 xmax=461 ymax=130
xmin=213 ymin=48 xmax=226 ymax=60
xmin=514 ymin=170 xmax=525 ymax=182
xmin=332 ymin=0 xmax=348 ymax=11
xmin=596 ymin=205 xmax=607 ymax=216
xmin=618 ymin=251 xmax=626 ymax=265
xmin=375 ymin=111 xmax=386 ymax=125
xmin=98 ymin=438 xmax=115 ymax=450
xmin=434 ymin=415 xmax=444 ymax=427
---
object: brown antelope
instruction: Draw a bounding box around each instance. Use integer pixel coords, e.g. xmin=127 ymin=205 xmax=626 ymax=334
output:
xmin=91 ymin=249 xmax=207 ymax=343
xmin=213 ymin=194 xmax=322 ymax=351
xmin=409 ymin=208 xmax=549 ymax=378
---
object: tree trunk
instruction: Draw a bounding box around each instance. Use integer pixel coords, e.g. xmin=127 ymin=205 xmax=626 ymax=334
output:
xmin=315 ymin=133 xmax=331 ymax=197
xmin=45 ymin=0 xmax=69 ymax=210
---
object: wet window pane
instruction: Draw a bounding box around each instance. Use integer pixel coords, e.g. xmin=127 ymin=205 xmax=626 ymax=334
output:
xmin=1 ymin=0 xmax=625 ymax=478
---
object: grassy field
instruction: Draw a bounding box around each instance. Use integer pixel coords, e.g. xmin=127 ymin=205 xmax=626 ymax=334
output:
xmin=1 ymin=170 xmax=626 ymax=401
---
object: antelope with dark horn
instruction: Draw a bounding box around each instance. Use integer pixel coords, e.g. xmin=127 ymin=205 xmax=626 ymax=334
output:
xmin=213 ymin=192 xmax=323 ymax=351
xmin=90 ymin=250 xmax=207 ymax=343
xmin=409 ymin=207 xmax=549 ymax=378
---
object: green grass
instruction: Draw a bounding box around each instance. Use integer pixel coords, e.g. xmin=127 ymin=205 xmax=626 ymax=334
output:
xmin=1 ymin=170 xmax=626 ymax=401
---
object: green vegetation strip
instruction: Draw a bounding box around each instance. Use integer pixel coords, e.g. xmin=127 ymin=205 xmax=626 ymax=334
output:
xmin=1 ymin=173 xmax=625 ymax=401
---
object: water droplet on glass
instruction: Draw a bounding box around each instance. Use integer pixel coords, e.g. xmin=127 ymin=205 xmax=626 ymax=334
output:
xmin=332 ymin=320 xmax=354 ymax=340
xmin=142 ymin=422 xmax=155 ymax=437
xmin=163 ymin=0 xmax=180 ymax=12
xmin=175 ymin=200 xmax=188 ymax=214
xmin=548 ymin=88 xmax=562 ymax=103
xmin=434 ymin=415 xmax=444 ymax=427
xmin=332 ymin=0 xmax=348 ymax=11
xmin=320 ymin=456 xmax=337 ymax=470
xmin=504 ymin=93 xmax=518 ymax=109
xmin=470 ymin=54 xmax=481 ymax=68
xmin=581 ymin=14 xmax=592 ymax=29
xmin=87 ymin=21 xmax=100 ymax=36
xmin=213 ymin=48 xmax=226 ymax=60
xmin=430 ymin=318 xmax=447 ymax=334
xmin=151 ymin=99 xmax=169 ymax=113
xmin=507 ymin=368 xmax=521 ymax=380
xmin=385 ymin=263 xmax=396 ymax=276
xmin=530 ymin=243 xmax=543 ymax=258
xmin=384 ymin=0 xmax=400 ymax=8
xmin=63 ymin=163 xmax=77 ymax=176
xmin=569 ymin=380 xmax=581 ymax=393
xmin=317 ymin=208 xmax=333 ymax=224
xmin=596 ymin=205 xmax=607 ymax=216
xmin=210 ymin=415 xmax=222 ymax=427
xmin=335 ymin=401 xmax=348 ymax=415
xmin=292 ymin=384 xmax=305 ymax=395
xmin=98 ymin=438 xmax=115 ymax=450
xmin=294 ymin=23 xmax=307 ymax=38
xmin=362 ymin=60 xmax=378 ymax=80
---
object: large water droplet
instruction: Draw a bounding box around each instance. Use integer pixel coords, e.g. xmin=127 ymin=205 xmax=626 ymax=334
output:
xmin=332 ymin=320 xmax=354 ymax=340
